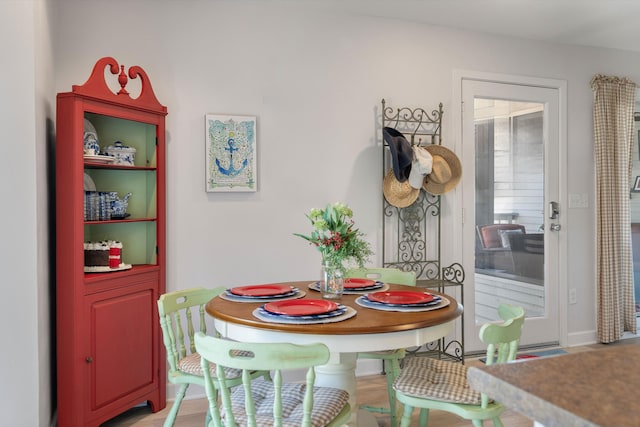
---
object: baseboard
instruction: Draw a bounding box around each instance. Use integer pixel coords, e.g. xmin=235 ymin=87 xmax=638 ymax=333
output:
xmin=567 ymin=329 xmax=598 ymax=347
xmin=355 ymin=359 xmax=383 ymax=376
xmin=167 ymin=382 xmax=206 ymax=401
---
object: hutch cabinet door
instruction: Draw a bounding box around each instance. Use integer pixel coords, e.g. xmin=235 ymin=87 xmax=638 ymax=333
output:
xmin=83 ymin=276 xmax=160 ymax=419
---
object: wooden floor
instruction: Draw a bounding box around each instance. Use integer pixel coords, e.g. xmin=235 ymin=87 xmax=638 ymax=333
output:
xmin=101 ymin=337 xmax=640 ymax=426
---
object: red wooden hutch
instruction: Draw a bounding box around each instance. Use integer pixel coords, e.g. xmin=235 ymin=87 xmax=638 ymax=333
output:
xmin=56 ymin=57 xmax=167 ymax=426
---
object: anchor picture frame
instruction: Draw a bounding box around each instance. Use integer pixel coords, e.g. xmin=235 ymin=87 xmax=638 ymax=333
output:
xmin=205 ymin=114 xmax=257 ymax=192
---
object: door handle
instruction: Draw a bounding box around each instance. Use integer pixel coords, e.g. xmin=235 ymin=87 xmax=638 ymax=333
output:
xmin=550 ymin=223 xmax=561 ymax=231
xmin=549 ymin=201 xmax=559 ymax=219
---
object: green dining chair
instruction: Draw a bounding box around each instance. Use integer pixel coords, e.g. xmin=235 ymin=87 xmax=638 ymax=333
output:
xmin=194 ymin=332 xmax=352 ymax=427
xmin=392 ymin=303 xmax=525 ymax=427
xmin=345 ymin=267 xmax=417 ymax=427
xmin=157 ymin=287 xmax=270 ymax=427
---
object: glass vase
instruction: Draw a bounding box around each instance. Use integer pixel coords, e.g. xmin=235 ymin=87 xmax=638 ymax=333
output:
xmin=320 ymin=260 xmax=344 ymax=300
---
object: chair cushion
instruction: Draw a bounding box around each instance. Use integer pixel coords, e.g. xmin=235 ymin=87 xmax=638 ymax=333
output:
xmin=524 ymin=235 xmax=544 ymax=254
xmin=478 ymin=224 xmax=525 ymax=249
xmin=499 ymin=228 xmax=524 ymax=249
xmin=225 ymin=379 xmax=349 ymax=427
xmin=178 ymin=352 xmax=242 ymax=379
xmin=393 ymin=357 xmax=483 ymax=405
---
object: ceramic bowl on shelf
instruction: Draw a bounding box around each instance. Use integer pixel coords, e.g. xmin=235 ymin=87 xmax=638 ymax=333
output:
xmin=104 ymin=141 xmax=136 ymax=166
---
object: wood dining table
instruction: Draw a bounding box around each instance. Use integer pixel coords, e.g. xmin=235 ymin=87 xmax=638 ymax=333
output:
xmin=206 ymin=281 xmax=463 ymax=427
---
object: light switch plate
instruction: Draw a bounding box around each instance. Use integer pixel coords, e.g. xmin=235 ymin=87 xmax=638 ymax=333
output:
xmin=569 ymin=193 xmax=588 ymax=208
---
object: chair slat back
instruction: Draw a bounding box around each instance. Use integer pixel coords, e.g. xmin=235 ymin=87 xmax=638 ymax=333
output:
xmin=479 ymin=303 xmax=525 ymax=365
xmin=346 ymin=267 xmax=416 ymax=286
xmin=478 ymin=303 xmax=525 ymax=407
xmin=195 ymin=332 xmax=330 ymax=427
xmin=157 ymin=287 xmax=225 ymax=372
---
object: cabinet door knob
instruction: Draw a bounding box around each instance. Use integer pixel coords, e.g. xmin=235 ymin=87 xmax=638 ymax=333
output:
xmin=86 ymin=357 xmax=93 ymax=363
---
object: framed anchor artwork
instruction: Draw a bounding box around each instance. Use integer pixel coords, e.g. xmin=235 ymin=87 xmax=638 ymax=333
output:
xmin=205 ymin=114 xmax=257 ymax=192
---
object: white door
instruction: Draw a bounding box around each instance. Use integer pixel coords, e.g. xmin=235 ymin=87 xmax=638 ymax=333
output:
xmin=459 ymin=76 xmax=564 ymax=352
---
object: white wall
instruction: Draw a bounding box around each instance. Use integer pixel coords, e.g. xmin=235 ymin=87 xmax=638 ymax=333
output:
xmin=1 ymin=0 xmax=54 ymax=426
xmin=52 ymin=0 xmax=640 ymax=344
xmin=30 ymin=0 xmax=639 ymax=416
xmin=35 ymin=0 xmax=56 ymax=424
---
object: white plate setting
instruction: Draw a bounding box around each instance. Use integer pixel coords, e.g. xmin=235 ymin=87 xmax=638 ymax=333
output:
xmin=307 ymin=281 xmax=389 ymax=295
xmin=84 ymin=173 xmax=96 ymax=191
xmin=355 ymin=295 xmax=450 ymax=312
xmin=253 ymin=305 xmax=357 ymax=324
xmin=219 ymin=287 xmax=305 ymax=303
xmin=84 ymin=264 xmax=132 ymax=273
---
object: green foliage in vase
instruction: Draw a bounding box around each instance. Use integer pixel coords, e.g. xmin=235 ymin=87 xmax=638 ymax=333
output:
xmin=294 ymin=202 xmax=374 ymax=272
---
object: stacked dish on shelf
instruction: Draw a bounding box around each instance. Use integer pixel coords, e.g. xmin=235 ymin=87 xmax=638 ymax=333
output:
xmin=84 ymin=154 xmax=115 ymax=164
xmin=83 ymin=118 xmax=116 ymax=163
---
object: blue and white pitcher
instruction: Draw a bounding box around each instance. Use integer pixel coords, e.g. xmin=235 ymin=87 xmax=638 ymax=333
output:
xmin=109 ymin=192 xmax=132 ymax=218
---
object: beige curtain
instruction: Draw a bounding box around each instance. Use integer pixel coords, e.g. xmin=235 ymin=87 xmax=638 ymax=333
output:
xmin=591 ymin=74 xmax=637 ymax=343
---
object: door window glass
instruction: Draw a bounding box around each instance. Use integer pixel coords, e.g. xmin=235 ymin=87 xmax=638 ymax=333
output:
xmin=474 ymin=99 xmax=545 ymax=323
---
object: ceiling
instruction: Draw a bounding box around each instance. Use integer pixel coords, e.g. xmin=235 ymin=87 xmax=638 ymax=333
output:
xmin=329 ymin=0 xmax=640 ymax=54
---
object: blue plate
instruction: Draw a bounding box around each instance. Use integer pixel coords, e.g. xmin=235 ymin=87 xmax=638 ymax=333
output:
xmin=225 ymin=287 xmax=299 ymax=300
xmin=258 ymin=304 xmax=347 ymax=320
xmin=362 ymin=294 xmax=441 ymax=308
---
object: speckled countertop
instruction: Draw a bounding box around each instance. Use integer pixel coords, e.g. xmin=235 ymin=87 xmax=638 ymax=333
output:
xmin=467 ymin=344 xmax=640 ymax=427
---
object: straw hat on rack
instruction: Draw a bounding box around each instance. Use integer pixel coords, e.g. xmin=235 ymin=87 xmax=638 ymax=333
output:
xmin=421 ymin=145 xmax=462 ymax=195
xmin=383 ymin=169 xmax=420 ymax=208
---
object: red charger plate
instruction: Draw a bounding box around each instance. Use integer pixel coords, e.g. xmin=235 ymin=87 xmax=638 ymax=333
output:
xmin=264 ymin=299 xmax=338 ymax=316
xmin=230 ymin=284 xmax=293 ymax=297
xmin=344 ymin=278 xmax=377 ymax=289
xmin=367 ymin=290 xmax=434 ymax=305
